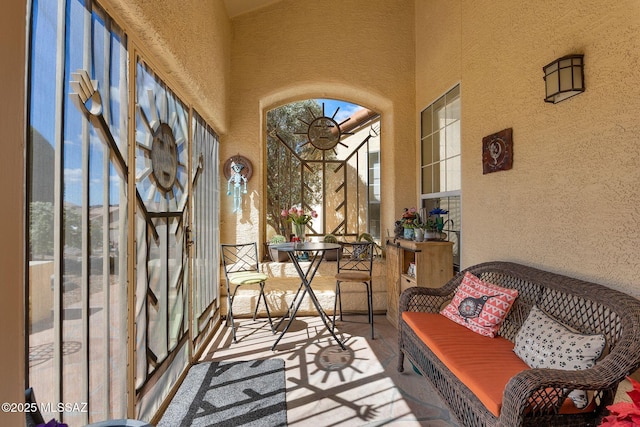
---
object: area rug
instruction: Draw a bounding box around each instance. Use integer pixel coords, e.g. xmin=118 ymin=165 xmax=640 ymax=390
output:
xmin=158 ymin=359 xmax=287 ymax=427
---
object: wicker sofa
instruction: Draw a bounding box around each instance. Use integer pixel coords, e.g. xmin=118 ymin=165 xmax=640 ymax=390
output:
xmin=397 ymin=261 xmax=640 ymax=427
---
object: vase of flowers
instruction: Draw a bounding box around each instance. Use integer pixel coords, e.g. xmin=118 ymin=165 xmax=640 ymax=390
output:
xmin=281 ymin=206 xmax=317 ymax=242
xmin=293 ymin=222 xmax=306 ymax=241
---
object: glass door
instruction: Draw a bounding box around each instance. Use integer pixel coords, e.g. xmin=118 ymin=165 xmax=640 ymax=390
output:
xmin=190 ymin=111 xmax=220 ymax=354
xmin=133 ymin=58 xmax=191 ymax=420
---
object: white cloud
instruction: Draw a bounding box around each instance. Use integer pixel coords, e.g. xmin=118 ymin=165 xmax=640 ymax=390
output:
xmin=64 ymin=168 xmax=83 ymax=183
xmin=334 ymin=104 xmax=360 ymax=123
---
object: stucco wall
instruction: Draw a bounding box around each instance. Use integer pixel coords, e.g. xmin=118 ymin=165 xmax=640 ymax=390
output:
xmin=0 ymin=1 xmax=26 ymax=425
xmin=416 ymin=0 xmax=640 ymax=296
xmin=222 ymin=0 xmax=416 ymax=247
xmin=415 ymin=0 xmax=461 ymax=109
xmin=102 ymin=0 xmax=232 ymax=133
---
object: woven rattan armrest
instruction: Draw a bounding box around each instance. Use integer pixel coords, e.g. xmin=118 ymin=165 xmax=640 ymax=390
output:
xmin=500 ymin=364 xmax=619 ymax=425
xmin=398 ymin=275 xmax=461 ymax=314
xmin=501 ymin=313 xmax=640 ymax=424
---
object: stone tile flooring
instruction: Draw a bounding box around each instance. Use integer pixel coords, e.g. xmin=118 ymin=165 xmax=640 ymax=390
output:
xmin=200 ymin=314 xmax=459 ymax=426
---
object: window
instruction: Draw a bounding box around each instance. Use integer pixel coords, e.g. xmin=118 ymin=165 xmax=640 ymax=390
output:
xmin=420 ymin=85 xmax=461 ymax=269
xmin=266 ymin=99 xmax=381 ymax=242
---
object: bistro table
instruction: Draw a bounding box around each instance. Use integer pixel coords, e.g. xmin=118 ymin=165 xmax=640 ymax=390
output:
xmin=270 ymin=242 xmax=345 ymax=350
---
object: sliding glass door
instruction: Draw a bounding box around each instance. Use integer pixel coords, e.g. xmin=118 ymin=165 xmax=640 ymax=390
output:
xmin=27 ymin=1 xmax=220 ymax=424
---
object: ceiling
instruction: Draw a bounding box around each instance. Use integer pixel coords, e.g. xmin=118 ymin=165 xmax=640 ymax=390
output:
xmin=223 ymin=0 xmax=283 ymax=18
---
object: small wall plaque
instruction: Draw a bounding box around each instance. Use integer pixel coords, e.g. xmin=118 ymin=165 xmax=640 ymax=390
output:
xmin=482 ymin=128 xmax=513 ymax=174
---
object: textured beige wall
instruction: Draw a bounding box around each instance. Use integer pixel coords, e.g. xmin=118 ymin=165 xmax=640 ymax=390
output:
xmin=102 ymin=0 xmax=232 ymax=132
xmin=222 ymin=0 xmax=416 ymax=246
xmin=417 ymin=0 xmax=640 ymax=296
xmin=415 ymin=0 xmax=461 ymax=109
xmin=0 ymin=1 xmax=26 ymax=425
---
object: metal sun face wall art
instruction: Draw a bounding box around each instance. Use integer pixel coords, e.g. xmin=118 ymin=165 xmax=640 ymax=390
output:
xmin=136 ymin=87 xmax=189 ymax=213
xmin=295 ymin=102 xmax=354 ymax=155
xmin=150 ymin=123 xmax=179 ymax=192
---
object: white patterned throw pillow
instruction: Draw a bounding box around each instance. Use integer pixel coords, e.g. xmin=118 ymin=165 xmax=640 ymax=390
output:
xmin=513 ymin=305 xmax=606 ymax=409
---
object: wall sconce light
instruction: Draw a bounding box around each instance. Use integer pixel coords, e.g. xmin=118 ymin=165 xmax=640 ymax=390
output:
xmin=543 ymin=54 xmax=584 ymax=103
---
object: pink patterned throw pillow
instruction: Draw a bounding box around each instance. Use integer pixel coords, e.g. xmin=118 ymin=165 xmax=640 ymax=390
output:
xmin=440 ymin=271 xmax=519 ymax=337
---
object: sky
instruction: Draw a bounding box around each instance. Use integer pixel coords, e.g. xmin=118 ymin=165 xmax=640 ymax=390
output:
xmin=318 ymin=99 xmax=362 ymax=123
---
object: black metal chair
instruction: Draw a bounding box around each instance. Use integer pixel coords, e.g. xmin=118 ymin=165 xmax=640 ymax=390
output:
xmin=332 ymin=241 xmax=375 ymax=339
xmin=221 ymin=243 xmax=274 ymax=342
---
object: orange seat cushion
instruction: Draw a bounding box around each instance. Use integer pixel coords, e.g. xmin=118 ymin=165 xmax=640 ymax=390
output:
xmin=403 ymin=311 xmax=529 ymax=417
xmin=402 ymin=312 xmax=596 ymax=417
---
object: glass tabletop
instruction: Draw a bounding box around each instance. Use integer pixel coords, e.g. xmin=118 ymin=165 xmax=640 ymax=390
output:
xmin=271 ymin=242 xmax=341 ymax=252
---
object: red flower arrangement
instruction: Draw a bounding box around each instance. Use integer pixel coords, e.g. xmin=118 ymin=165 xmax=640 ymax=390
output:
xmin=281 ymin=206 xmax=317 ymax=226
xmin=600 ymin=376 xmax=640 ymax=426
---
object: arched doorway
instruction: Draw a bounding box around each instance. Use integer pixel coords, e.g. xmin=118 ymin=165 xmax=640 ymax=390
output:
xmin=265 ymin=98 xmax=381 ymax=243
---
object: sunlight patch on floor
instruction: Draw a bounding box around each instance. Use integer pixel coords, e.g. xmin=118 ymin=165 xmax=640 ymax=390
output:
xmin=200 ymin=315 xmax=458 ymax=426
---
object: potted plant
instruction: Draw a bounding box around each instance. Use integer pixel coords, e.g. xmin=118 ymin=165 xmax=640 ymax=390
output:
xmin=268 ymin=234 xmax=289 ymax=262
xmin=323 ymin=233 xmax=341 ymax=261
xmin=357 ymin=232 xmax=384 ymax=258
xmin=413 ymin=221 xmax=425 ymax=241
xmin=396 ymin=207 xmax=419 ymax=240
xmin=403 ymin=222 xmax=415 ymax=240
xmin=424 ymin=218 xmax=439 ymax=240
xmin=425 ymin=207 xmax=452 ymax=241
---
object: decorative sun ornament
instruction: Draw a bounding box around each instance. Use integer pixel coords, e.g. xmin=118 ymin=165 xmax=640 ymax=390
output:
xmin=296 ymin=103 xmax=354 ymax=154
xmin=136 ymin=89 xmax=188 ymax=213
xmin=150 ymin=123 xmax=178 ymax=192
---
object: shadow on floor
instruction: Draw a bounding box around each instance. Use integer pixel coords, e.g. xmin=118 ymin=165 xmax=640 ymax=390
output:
xmin=199 ymin=314 xmax=459 ymax=426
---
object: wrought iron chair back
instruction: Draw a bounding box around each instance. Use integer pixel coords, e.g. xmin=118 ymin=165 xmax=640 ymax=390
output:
xmin=221 ymin=242 xmax=260 ymax=274
xmin=220 ymin=242 xmax=274 ymax=342
xmin=337 ymin=241 xmax=375 ymax=273
xmin=333 ymin=241 xmax=376 ymax=339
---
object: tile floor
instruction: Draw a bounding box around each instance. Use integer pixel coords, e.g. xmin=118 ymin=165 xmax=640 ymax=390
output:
xmin=199 ymin=314 xmax=459 ymax=426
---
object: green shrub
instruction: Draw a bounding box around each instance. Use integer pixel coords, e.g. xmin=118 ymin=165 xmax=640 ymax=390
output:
xmin=269 ymin=234 xmax=286 ymax=244
xmin=323 ymin=233 xmax=338 ymax=243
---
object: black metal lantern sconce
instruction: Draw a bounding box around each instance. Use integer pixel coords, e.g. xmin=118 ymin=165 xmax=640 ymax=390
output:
xmin=543 ymin=54 xmax=585 ymax=104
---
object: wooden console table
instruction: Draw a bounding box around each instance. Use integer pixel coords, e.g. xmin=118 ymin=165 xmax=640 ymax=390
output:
xmin=385 ymin=239 xmax=454 ymax=328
